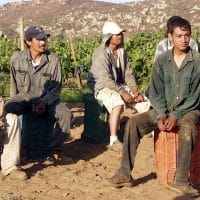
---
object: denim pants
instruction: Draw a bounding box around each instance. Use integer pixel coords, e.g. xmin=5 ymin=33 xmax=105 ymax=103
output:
xmin=4 ymin=100 xmax=72 ymax=150
xmin=117 ymin=110 xmax=200 ymax=185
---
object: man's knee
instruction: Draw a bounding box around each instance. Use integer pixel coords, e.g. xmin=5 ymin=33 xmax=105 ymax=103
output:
xmin=180 ymin=121 xmax=196 ymax=141
xmin=181 ymin=111 xmax=199 ymax=127
xmin=180 ymin=115 xmax=196 ymax=131
xmin=6 ymin=113 xmax=18 ymax=124
xmin=56 ymin=103 xmax=72 ymax=121
xmin=181 ymin=121 xmax=195 ymax=130
xmin=4 ymin=102 xmax=14 ymax=113
xmin=111 ymin=104 xmax=124 ymax=113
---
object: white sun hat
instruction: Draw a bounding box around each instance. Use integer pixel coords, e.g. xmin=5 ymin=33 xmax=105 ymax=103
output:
xmin=102 ymin=21 xmax=125 ymax=35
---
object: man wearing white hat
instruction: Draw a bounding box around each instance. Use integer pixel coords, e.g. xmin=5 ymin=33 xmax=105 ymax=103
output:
xmin=88 ymin=21 xmax=144 ymax=147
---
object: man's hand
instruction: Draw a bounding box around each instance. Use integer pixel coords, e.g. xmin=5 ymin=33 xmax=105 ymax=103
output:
xmin=133 ymin=92 xmax=144 ymax=103
xmin=164 ymin=116 xmax=177 ymax=131
xmin=35 ymin=102 xmax=46 ymax=115
xmin=157 ymin=117 xmax=167 ymax=131
xmin=121 ymin=92 xmax=135 ymax=104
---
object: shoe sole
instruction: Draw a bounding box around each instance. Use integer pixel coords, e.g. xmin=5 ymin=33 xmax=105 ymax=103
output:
xmin=110 ymin=182 xmax=133 ymax=188
xmin=9 ymin=175 xmax=28 ymax=181
xmin=166 ymin=184 xmax=200 ymax=198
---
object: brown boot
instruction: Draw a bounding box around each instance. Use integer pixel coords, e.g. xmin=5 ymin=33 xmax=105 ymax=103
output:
xmin=167 ymin=182 xmax=199 ymax=198
xmin=108 ymin=174 xmax=134 ymax=188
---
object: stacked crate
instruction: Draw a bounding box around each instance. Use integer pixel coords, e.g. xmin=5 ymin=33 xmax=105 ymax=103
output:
xmin=22 ymin=113 xmax=55 ymax=160
xmin=81 ymin=94 xmax=109 ymax=144
xmin=154 ymin=125 xmax=200 ymax=185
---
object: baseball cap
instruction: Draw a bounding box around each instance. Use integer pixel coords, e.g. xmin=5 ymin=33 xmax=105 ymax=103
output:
xmin=102 ymin=21 xmax=125 ymax=35
xmin=25 ymin=26 xmax=50 ymax=41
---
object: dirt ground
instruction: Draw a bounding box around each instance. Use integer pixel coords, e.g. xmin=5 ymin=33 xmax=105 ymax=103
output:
xmin=0 ymin=103 xmax=199 ymax=200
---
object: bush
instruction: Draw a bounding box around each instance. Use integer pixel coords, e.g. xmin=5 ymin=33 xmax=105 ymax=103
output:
xmin=0 ymin=35 xmax=18 ymax=73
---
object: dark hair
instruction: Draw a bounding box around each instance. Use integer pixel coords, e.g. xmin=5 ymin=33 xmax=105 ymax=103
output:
xmin=166 ymin=16 xmax=182 ymax=33
xmin=168 ymin=17 xmax=191 ymax=34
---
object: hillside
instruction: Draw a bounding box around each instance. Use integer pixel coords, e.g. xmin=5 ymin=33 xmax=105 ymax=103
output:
xmin=0 ymin=0 xmax=200 ymax=38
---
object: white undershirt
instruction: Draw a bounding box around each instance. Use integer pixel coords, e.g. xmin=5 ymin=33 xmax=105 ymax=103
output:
xmin=106 ymin=48 xmax=120 ymax=68
xmin=32 ymin=60 xmax=40 ymax=67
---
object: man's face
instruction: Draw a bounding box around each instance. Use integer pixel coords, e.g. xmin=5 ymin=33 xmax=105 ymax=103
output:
xmin=27 ymin=38 xmax=47 ymax=53
xmin=168 ymin=27 xmax=190 ymax=51
xmin=110 ymin=32 xmax=124 ymax=46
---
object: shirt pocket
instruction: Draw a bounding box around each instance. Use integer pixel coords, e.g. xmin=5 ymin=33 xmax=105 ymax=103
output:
xmin=40 ymin=73 xmax=52 ymax=90
xmin=16 ymin=70 xmax=30 ymax=93
xmin=183 ymin=75 xmax=191 ymax=95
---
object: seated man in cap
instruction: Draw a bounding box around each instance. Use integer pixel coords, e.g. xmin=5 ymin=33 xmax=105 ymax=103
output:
xmin=88 ymin=21 xmax=145 ymax=147
xmin=5 ymin=25 xmax=71 ymax=154
xmin=0 ymin=95 xmax=27 ymax=180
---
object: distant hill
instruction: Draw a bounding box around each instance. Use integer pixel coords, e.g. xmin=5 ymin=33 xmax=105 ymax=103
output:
xmin=0 ymin=0 xmax=200 ymax=38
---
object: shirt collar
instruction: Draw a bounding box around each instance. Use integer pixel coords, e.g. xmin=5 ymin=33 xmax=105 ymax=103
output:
xmin=167 ymin=47 xmax=193 ymax=62
xmin=25 ymin=49 xmax=49 ymax=65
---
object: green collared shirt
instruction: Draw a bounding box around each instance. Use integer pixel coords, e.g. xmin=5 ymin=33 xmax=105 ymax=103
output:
xmin=149 ymin=48 xmax=200 ymax=120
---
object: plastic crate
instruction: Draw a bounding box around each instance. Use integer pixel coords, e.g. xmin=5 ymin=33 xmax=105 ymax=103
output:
xmin=154 ymin=125 xmax=200 ymax=185
xmin=81 ymin=94 xmax=109 ymax=144
xmin=22 ymin=113 xmax=55 ymax=160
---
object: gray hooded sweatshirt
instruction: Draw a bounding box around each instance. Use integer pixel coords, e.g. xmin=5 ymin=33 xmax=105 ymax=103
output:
xmin=87 ymin=33 xmax=138 ymax=96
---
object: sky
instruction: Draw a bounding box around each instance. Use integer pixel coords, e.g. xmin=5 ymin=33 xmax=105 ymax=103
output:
xmin=0 ymin=0 xmax=23 ymax=4
xmin=0 ymin=0 xmax=138 ymax=5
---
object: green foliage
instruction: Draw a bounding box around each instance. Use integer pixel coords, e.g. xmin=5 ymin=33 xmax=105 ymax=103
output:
xmin=0 ymin=84 xmax=9 ymax=96
xmin=2 ymin=29 xmax=200 ymax=99
xmin=48 ymin=31 xmax=165 ymax=93
xmin=49 ymin=35 xmax=73 ymax=80
xmin=0 ymin=72 xmax=10 ymax=96
xmin=0 ymin=35 xmax=18 ymax=73
xmin=60 ymin=89 xmax=83 ymax=103
xmin=60 ymin=82 xmax=92 ymax=103
xmin=49 ymin=35 xmax=101 ymax=81
xmin=125 ymin=30 xmax=164 ymax=92
xmin=74 ymin=37 xmax=101 ymax=71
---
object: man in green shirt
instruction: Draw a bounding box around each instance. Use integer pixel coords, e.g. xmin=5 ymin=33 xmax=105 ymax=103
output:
xmin=109 ymin=17 xmax=200 ymax=197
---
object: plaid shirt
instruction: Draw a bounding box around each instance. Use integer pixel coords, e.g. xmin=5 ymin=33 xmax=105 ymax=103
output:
xmin=154 ymin=38 xmax=198 ymax=60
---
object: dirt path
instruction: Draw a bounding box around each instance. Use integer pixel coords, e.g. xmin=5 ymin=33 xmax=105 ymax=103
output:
xmin=0 ymin=104 xmax=196 ymax=200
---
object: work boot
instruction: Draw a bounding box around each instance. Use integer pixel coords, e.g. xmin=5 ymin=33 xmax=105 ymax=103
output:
xmin=108 ymin=174 xmax=134 ymax=188
xmin=8 ymin=168 xmax=28 ymax=180
xmin=167 ymin=182 xmax=199 ymax=198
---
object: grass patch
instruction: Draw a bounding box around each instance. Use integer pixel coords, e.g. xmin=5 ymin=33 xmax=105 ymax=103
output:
xmin=60 ymin=86 xmax=92 ymax=103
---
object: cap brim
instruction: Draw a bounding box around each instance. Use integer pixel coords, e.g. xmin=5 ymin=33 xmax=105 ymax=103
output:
xmin=117 ymin=29 xmax=126 ymax=34
xmin=35 ymin=32 xmax=50 ymax=40
xmin=111 ymin=29 xmax=126 ymax=35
